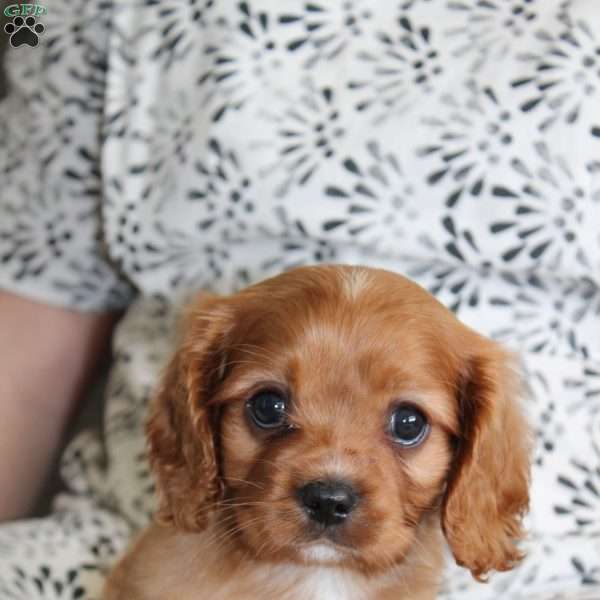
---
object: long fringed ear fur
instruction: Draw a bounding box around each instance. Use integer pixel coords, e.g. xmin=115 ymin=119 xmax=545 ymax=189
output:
xmin=146 ymin=294 xmax=232 ymax=532
xmin=442 ymin=339 xmax=531 ymax=581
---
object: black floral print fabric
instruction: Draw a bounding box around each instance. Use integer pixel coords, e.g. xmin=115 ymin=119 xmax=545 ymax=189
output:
xmin=0 ymin=1 xmax=599 ymax=598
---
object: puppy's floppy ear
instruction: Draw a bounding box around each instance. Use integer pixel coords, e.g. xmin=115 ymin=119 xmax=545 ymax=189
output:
xmin=146 ymin=293 xmax=232 ymax=532
xmin=442 ymin=338 xmax=531 ymax=581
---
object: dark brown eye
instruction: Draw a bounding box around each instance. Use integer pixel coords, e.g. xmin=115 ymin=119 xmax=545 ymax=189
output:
xmin=246 ymin=391 xmax=288 ymax=429
xmin=390 ymin=404 xmax=429 ymax=447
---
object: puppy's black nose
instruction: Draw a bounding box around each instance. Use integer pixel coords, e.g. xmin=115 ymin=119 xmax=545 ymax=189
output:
xmin=298 ymin=480 xmax=358 ymax=527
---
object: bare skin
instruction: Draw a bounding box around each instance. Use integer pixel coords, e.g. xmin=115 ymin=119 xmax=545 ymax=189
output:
xmin=0 ymin=290 xmax=119 ymax=521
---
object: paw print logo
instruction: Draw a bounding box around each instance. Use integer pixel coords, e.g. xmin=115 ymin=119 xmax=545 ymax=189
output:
xmin=4 ymin=15 xmax=45 ymax=48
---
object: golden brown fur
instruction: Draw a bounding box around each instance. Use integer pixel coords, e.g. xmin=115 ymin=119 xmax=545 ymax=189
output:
xmin=104 ymin=265 xmax=531 ymax=600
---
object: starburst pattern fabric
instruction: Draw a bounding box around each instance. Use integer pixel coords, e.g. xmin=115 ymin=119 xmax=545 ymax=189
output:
xmin=1 ymin=1 xmax=600 ymax=598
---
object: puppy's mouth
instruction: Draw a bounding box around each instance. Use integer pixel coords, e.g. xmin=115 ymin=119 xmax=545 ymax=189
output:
xmin=302 ymin=518 xmax=354 ymax=547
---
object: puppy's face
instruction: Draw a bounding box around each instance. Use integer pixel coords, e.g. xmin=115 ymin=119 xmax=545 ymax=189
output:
xmin=218 ymin=276 xmax=457 ymax=573
xmin=148 ymin=266 xmax=530 ymax=580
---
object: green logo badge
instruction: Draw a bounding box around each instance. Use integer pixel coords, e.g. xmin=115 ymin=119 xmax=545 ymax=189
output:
xmin=4 ymin=4 xmax=47 ymax=48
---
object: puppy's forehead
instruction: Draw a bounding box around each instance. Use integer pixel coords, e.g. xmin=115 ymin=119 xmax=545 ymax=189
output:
xmin=282 ymin=318 xmax=454 ymax=417
xmin=236 ymin=266 xmax=456 ymax=354
xmin=225 ymin=267 xmax=462 ymax=420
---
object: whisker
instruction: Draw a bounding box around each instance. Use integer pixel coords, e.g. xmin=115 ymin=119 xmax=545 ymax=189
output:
xmin=223 ymin=476 xmax=265 ymax=491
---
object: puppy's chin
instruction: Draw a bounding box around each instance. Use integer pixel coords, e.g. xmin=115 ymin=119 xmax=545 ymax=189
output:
xmin=299 ymin=542 xmax=347 ymax=566
xmin=292 ymin=530 xmax=417 ymax=574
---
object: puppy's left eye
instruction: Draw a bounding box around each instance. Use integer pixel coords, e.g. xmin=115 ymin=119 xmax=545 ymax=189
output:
xmin=246 ymin=390 xmax=288 ymax=429
xmin=390 ymin=404 xmax=429 ymax=447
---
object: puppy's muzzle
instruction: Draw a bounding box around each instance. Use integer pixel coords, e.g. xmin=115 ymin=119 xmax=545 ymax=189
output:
xmin=297 ymin=480 xmax=359 ymax=527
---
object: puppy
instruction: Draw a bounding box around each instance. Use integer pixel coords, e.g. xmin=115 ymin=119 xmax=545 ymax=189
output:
xmin=104 ymin=265 xmax=530 ymax=600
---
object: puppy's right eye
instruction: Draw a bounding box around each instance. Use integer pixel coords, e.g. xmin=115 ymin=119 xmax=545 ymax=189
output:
xmin=246 ymin=391 xmax=288 ymax=429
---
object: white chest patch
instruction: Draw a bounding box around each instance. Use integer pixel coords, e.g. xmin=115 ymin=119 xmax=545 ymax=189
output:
xmin=269 ymin=564 xmax=379 ymax=600
xmin=307 ymin=570 xmax=367 ymax=600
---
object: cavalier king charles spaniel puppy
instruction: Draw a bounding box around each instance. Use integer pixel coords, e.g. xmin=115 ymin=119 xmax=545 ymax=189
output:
xmin=104 ymin=265 xmax=530 ymax=600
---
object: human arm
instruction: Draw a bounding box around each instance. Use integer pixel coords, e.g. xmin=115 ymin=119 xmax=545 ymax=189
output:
xmin=0 ymin=290 xmax=120 ymax=521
